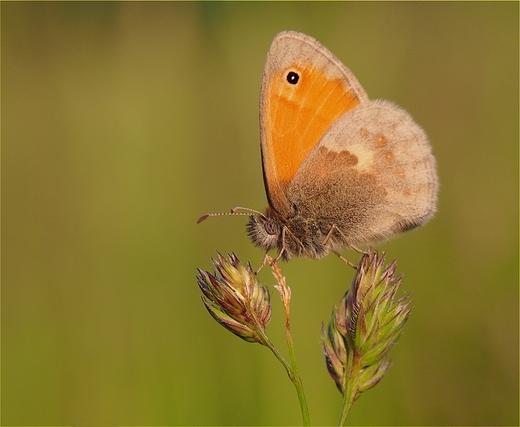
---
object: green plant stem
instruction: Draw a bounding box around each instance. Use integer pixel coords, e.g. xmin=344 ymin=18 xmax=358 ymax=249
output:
xmin=338 ymin=386 xmax=356 ymax=426
xmin=260 ymin=258 xmax=310 ymax=426
xmin=256 ymin=328 xmax=310 ymax=426
xmin=338 ymin=352 xmax=357 ymax=426
xmin=283 ymin=309 xmax=310 ymax=426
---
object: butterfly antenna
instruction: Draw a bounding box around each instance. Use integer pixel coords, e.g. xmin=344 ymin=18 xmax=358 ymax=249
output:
xmin=231 ymin=206 xmax=266 ymax=217
xmin=197 ymin=206 xmax=265 ymax=224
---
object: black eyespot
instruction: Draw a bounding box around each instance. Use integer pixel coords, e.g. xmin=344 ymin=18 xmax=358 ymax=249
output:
xmin=286 ymin=71 xmax=300 ymax=85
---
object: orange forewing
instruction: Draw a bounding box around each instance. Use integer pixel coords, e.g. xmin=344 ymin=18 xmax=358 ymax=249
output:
xmin=262 ymin=64 xmax=359 ymax=214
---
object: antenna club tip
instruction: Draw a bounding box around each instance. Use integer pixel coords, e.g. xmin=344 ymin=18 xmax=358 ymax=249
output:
xmin=197 ymin=214 xmax=209 ymax=224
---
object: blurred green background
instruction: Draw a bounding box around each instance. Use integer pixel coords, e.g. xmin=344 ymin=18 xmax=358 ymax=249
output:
xmin=2 ymin=2 xmax=518 ymax=425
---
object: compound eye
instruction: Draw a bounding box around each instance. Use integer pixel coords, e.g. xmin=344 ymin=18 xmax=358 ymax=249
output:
xmin=264 ymin=218 xmax=278 ymax=236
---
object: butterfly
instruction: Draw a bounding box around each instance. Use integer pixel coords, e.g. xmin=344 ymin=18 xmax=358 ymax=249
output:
xmin=200 ymin=31 xmax=438 ymax=263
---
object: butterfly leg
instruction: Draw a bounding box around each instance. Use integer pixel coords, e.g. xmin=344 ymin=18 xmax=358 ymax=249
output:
xmin=324 ymin=224 xmax=370 ymax=255
xmin=278 ymin=225 xmax=305 ymax=260
xmin=255 ymin=252 xmax=270 ymax=274
xmin=323 ymin=225 xmax=369 ymax=268
xmin=346 ymin=241 xmax=370 ymax=255
xmin=255 ymin=228 xmax=290 ymax=273
xmin=255 ymin=252 xmax=278 ymax=274
xmin=333 ymin=251 xmax=358 ymax=269
xmin=272 ymin=226 xmax=290 ymax=263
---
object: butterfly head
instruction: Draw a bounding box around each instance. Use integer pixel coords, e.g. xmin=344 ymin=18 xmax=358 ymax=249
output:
xmin=246 ymin=207 xmax=288 ymax=259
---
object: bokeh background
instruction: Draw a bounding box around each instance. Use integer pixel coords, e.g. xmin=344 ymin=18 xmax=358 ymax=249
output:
xmin=2 ymin=2 xmax=518 ymax=425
